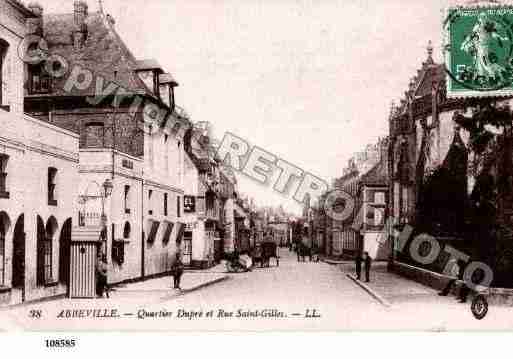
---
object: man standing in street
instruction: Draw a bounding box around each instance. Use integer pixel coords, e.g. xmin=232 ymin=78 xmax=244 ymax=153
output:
xmin=355 ymin=252 xmax=363 ymax=280
xmin=363 ymin=251 xmax=372 ymax=283
xmin=171 ymin=252 xmax=185 ymax=290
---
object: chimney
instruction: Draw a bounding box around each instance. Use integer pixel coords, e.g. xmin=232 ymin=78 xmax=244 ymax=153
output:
xmin=27 ymin=2 xmax=43 ymax=36
xmin=73 ymin=0 xmax=88 ymax=50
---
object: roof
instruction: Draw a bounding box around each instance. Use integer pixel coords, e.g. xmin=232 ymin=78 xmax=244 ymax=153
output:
xmin=135 ymin=59 xmax=163 ymax=72
xmin=159 ymin=73 xmax=179 ymax=86
xmin=40 ymin=11 xmax=156 ymax=98
xmin=414 ymin=64 xmax=445 ymax=98
xmin=360 ymin=160 xmax=388 ymax=186
xmin=7 ymin=0 xmax=36 ymax=17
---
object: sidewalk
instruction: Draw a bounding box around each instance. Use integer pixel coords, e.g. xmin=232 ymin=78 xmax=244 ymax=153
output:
xmin=113 ymin=268 xmax=228 ymax=295
xmin=341 ymin=262 xmax=438 ymax=306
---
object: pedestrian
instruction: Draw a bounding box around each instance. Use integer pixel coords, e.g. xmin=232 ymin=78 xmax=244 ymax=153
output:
xmin=355 ymin=252 xmax=363 ymax=280
xmin=171 ymin=252 xmax=184 ymax=290
xmin=96 ymin=254 xmax=109 ymax=298
xmin=438 ymin=259 xmax=470 ymax=303
xmin=363 ymin=251 xmax=372 ymax=283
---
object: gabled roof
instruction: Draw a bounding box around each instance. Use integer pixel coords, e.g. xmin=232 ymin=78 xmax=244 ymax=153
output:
xmin=360 ymin=160 xmax=388 ymax=186
xmin=414 ymin=64 xmax=445 ymax=98
xmin=41 ymin=11 xmax=156 ymax=98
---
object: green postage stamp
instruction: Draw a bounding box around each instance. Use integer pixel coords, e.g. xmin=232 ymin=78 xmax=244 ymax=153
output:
xmin=445 ymin=5 xmax=513 ymax=98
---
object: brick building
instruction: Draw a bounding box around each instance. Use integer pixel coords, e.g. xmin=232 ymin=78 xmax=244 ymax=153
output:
xmin=23 ymin=1 xmax=188 ymax=285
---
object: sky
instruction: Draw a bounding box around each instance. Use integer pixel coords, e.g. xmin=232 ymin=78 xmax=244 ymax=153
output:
xmin=32 ymin=0 xmax=456 ymax=215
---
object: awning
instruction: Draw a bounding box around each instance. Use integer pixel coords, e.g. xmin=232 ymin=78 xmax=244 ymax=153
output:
xmin=351 ymin=205 xmax=364 ymax=232
xmin=147 ymin=220 xmax=160 ymax=243
xmin=176 ymin=222 xmax=186 ymax=242
xmin=162 ymin=221 xmax=174 ymax=245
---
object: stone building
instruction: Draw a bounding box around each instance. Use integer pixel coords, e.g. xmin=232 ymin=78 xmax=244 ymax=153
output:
xmin=354 ymin=138 xmax=390 ymax=260
xmin=23 ymin=1 xmax=188 ymax=285
xmin=387 ymin=41 xmax=513 ymax=286
xmin=183 ymin=127 xmax=224 ymax=268
xmin=0 ymin=0 xmax=79 ymax=305
xmin=325 ymin=142 xmax=381 ymax=258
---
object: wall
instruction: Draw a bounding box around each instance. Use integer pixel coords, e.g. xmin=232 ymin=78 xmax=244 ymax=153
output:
xmin=0 ymin=110 xmax=79 ymax=305
xmin=142 ymin=120 xmax=185 ymax=276
xmin=78 ymin=149 xmax=144 ymax=284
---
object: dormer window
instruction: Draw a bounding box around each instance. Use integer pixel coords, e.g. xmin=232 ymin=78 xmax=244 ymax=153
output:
xmin=28 ymin=63 xmax=51 ymax=94
xmin=135 ymin=59 xmax=164 ymax=97
xmin=159 ymin=73 xmax=179 ymax=112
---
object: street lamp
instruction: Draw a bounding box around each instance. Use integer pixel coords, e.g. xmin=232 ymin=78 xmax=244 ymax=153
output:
xmin=100 ymin=178 xmax=113 ymax=224
xmin=103 ymin=178 xmax=113 ymax=198
xmin=100 ymin=179 xmax=114 ymax=256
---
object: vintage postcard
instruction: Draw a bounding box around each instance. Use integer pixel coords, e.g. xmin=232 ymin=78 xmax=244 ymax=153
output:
xmin=3 ymin=0 xmax=513 ymax=336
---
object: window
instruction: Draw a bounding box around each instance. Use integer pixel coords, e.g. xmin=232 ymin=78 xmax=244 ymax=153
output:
xmin=84 ymin=122 xmax=105 ymax=148
xmin=43 ymin=238 xmax=52 ymax=283
xmin=177 ymin=195 xmax=181 ymax=218
xmin=148 ymin=190 xmax=153 ymax=215
xmin=28 ymin=63 xmax=51 ymax=94
xmin=124 ymin=185 xmax=131 ymax=214
xmin=37 ymin=218 xmax=55 ymax=286
xmin=0 ymin=40 xmax=8 ymax=107
xmin=0 ymin=218 xmax=5 ymax=286
xmin=164 ymin=193 xmax=168 ymax=216
xmin=0 ymin=154 xmax=9 ymax=198
xmin=113 ymin=222 xmax=129 ymax=265
xmin=164 ymin=135 xmax=169 ymax=173
xmin=48 ymin=167 xmax=57 ymax=206
xmin=401 ymin=187 xmax=409 ymax=218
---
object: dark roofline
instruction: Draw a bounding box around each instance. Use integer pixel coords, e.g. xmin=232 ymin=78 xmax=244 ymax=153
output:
xmin=7 ymin=0 xmax=37 ymax=17
xmin=135 ymin=59 xmax=164 ymax=72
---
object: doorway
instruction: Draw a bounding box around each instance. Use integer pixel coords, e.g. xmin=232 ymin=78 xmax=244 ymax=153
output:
xmin=182 ymin=231 xmax=192 ymax=266
xmin=59 ymin=218 xmax=72 ymax=293
xmin=12 ymin=215 xmax=25 ymax=300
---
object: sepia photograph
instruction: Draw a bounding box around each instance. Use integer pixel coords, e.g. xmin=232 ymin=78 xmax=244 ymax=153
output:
xmin=2 ymin=0 xmax=513 ymax=343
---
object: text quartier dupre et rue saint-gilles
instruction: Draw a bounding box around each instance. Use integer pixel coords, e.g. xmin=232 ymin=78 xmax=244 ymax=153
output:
xmin=55 ymin=308 xmax=287 ymax=320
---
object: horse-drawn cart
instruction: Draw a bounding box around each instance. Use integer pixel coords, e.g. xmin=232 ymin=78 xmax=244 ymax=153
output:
xmin=253 ymin=242 xmax=280 ymax=268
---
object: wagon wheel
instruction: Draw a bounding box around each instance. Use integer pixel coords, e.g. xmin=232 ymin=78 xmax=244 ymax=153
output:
xmin=471 ymin=295 xmax=489 ymax=320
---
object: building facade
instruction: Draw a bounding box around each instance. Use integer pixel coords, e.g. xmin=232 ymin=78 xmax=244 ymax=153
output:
xmin=0 ymin=0 xmax=80 ymax=305
xmin=23 ymin=1 xmax=189 ymax=285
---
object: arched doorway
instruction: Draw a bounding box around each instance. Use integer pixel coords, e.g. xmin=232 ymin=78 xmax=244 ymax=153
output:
xmin=0 ymin=212 xmax=11 ymax=287
xmin=12 ymin=214 xmax=25 ymax=298
xmin=59 ymin=218 xmax=72 ymax=291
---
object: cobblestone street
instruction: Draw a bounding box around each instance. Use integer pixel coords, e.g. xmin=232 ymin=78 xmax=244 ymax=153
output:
xmin=1 ymin=250 xmax=513 ymax=332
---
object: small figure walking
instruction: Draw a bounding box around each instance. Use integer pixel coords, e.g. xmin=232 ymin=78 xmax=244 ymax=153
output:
xmin=171 ymin=252 xmax=184 ymax=290
xmin=363 ymin=252 xmax=372 ymax=283
xmin=96 ymin=254 xmax=109 ymax=298
xmin=355 ymin=252 xmax=363 ymax=280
